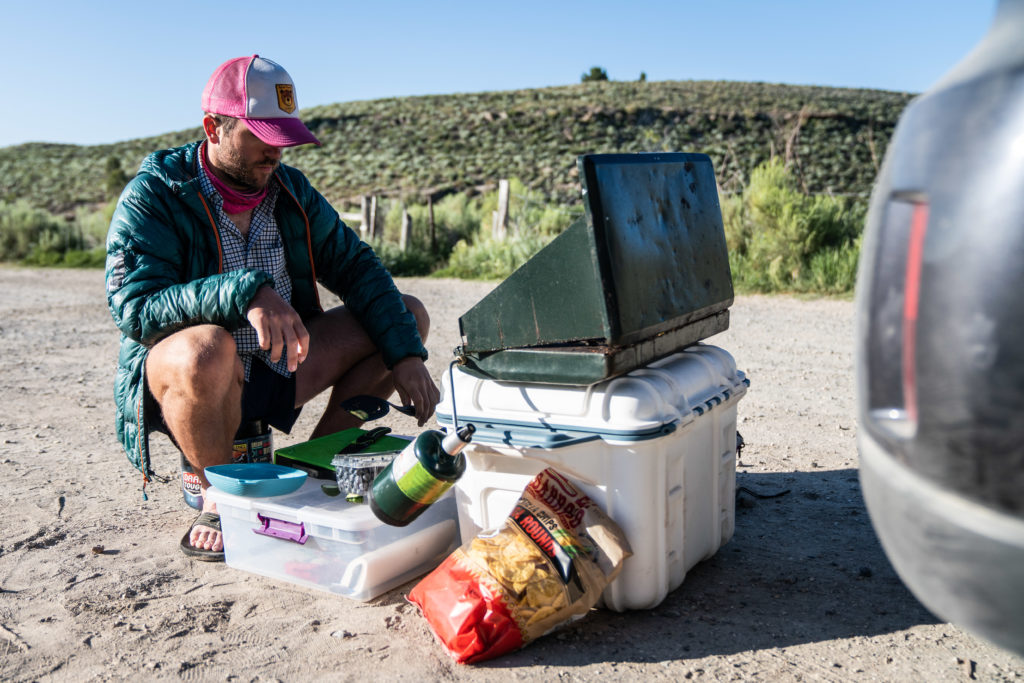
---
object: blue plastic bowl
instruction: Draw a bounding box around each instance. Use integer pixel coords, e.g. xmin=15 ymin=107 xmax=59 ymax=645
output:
xmin=204 ymin=463 xmax=307 ymax=498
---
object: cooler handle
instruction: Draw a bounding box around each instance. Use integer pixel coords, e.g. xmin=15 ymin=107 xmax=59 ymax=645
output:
xmin=254 ymin=514 xmax=308 ymax=544
xmin=459 ymin=422 xmax=675 ymax=447
xmin=462 ymin=423 xmax=603 ymax=448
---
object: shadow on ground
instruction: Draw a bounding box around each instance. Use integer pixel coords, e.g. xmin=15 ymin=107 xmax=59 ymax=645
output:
xmin=484 ymin=467 xmax=937 ymax=668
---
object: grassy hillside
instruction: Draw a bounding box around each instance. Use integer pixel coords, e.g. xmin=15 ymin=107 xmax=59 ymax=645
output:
xmin=0 ymin=79 xmax=912 ymax=215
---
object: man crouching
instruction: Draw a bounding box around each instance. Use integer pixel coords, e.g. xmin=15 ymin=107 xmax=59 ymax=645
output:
xmin=105 ymin=55 xmax=439 ymax=561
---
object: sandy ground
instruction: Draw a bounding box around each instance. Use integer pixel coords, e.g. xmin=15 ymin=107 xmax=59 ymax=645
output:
xmin=2 ymin=265 xmax=1023 ymax=682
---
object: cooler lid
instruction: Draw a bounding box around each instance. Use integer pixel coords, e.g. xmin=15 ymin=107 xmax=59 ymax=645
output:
xmin=437 ymin=344 xmax=748 ymax=446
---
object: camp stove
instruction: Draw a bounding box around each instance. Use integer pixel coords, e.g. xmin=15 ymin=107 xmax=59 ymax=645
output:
xmin=455 ymin=152 xmax=734 ymax=385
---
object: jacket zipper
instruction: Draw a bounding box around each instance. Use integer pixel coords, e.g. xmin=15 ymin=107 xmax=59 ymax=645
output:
xmin=276 ymin=177 xmax=322 ymax=312
xmin=197 ymin=193 xmax=224 ymax=273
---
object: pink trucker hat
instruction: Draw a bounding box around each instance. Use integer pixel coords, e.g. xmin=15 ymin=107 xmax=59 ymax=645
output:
xmin=202 ymin=55 xmax=321 ymax=147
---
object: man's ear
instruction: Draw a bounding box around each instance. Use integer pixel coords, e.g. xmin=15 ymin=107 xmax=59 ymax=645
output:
xmin=202 ymin=115 xmax=221 ymax=144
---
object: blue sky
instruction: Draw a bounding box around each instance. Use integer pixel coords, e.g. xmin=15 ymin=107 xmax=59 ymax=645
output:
xmin=0 ymin=0 xmax=998 ymax=148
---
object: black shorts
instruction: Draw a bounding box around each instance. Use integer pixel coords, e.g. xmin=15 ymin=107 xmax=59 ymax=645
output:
xmin=146 ymin=357 xmax=302 ymax=438
xmin=239 ymin=359 xmax=302 ymax=432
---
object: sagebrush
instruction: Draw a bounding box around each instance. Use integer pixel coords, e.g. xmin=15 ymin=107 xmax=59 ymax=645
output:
xmin=723 ymin=159 xmax=864 ymax=293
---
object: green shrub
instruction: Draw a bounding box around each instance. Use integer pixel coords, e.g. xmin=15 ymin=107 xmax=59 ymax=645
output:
xmin=1 ymin=199 xmax=113 ymax=265
xmin=378 ymin=191 xmax=488 ymax=256
xmin=723 ymin=159 xmax=863 ymax=293
xmin=425 ymin=177 xmax=575 ymax=279
xmin=63 ymin=247 xmax=107 ymax=268
xmin=23 ymin=245 xmax=64 ymax=266
xmin=371 ymin=179 xmax=577 ymax=279
xmin=368 ymin=239 xmax=437 ymax=277
xmin=105 ymin=156 xmax=130 ymax=199
xmin=75 ymin=200 xmax=117 ymax=248
xmin=21 ymin=247 xmax=105 ymax=268
xmin=504 ymin=178 xmax=577 ymax=238
xmin=0 ymin=200 xmax=64 ymax=261
xmin=437 ymin=230 xmax=554 ymax=280
xmin=806 ymin=236 xmax=862 ymax=294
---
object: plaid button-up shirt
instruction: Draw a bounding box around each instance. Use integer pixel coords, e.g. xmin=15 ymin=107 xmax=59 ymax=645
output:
xmin=197 ymin=150 xmax=294 ymax=380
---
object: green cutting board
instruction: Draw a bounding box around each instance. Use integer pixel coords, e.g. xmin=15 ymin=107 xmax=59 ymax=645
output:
xmin=274 ymin=428 xmax=410 ymax=477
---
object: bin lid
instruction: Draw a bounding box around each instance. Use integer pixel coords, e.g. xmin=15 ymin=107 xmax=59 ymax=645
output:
xmin=207 ymin=478 xmax=388 ymax=533
xmin=456 ymin=153 xmax=733 ymax=384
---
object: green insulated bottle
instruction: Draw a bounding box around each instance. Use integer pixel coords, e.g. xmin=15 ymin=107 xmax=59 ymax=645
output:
xmin=368 ymin=424 xmax=475 ymax=526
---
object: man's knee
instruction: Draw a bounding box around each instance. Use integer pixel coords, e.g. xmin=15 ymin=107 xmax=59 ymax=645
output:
xmin=148 ymin=325 xmax=242 ymax=399
xmin=402 ymin=294 xmax=430 ymax=341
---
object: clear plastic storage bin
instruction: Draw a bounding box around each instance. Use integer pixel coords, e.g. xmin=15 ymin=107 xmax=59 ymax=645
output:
xmin=207 ymin=479 xmax=459 ymax=601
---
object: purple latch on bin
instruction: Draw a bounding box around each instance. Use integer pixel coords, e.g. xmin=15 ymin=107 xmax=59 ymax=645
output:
xmin=253 ymin=513 xmax=308 ymax=544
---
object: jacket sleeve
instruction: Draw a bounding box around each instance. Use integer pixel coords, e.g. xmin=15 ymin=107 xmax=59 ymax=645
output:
xmin=294 ymin=174 xmax=427 ymax=368
xmin=105 ymin=173 xmax=273 ymax=345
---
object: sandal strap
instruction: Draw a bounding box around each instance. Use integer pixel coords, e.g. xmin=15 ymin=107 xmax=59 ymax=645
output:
xmin=193 ymin=512 xmax=221 ymax=532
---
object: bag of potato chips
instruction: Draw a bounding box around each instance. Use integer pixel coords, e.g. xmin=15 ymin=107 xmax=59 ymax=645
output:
xmin=408 ymin=468 xmax=631 ymax=663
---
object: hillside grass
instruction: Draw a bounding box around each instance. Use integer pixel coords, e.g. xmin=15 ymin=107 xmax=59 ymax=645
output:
xmin=0 ymin=79 xmax=908 ymax=294
xmin=1 ymin=79 xmax=909 ymax=214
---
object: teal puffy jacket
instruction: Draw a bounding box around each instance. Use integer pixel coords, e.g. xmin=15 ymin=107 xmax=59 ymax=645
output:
xmin=105 ymin=141 xmax=426 ymax=482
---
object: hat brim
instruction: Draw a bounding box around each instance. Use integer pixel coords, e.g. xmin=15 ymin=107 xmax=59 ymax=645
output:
xmin=242 ymin=117 xmax=321 ymax=147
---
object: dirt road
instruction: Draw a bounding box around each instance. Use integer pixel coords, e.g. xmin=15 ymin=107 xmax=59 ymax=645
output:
xmin=2 ymin=267 xmax=1021 ymax=681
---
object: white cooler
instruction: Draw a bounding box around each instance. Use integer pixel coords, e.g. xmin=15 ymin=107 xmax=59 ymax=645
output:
xmin=436 ymin=343 xmax=748 ymax=611
xmin=207 ymin=480 xmax=459 ymax=601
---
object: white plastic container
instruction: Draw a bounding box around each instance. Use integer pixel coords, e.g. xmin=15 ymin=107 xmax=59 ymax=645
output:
xmin=436 ymin=343 xmax=747 ymax=611
xmin=207 ymin=479 xmax=459 ymax=601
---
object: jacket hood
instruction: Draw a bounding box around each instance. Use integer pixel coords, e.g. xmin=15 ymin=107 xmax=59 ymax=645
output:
xmin=137 ymin=141 xmax=204 ymax=191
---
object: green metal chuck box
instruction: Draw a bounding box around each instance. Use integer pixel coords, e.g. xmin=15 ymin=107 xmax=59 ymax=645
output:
xmin=456 ymin=152 xmax=734 ymax=385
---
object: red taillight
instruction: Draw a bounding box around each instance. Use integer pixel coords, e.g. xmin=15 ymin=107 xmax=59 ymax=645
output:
xmin=865 ymin=194 xmax=928 ymax=439
xmin=901 ymin=202 xmax=929 ymax=424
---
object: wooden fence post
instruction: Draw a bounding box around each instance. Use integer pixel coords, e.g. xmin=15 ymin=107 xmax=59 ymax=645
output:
xmin=359 ymin=196 xmax=371 ymax=239
xmin=400 ymin=208 xmax=411 ymax=252
xmin=369 ymin=195 xmax=379 ymax=240
xmin=428 ymin=194 xmax=436 ymax=252
xmin=492 ymin=179 xmax=509 ymax=241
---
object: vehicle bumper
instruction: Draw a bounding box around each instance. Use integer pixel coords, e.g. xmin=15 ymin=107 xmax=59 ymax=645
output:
xmin=859 ymin=431 xmax=1024 ymax=655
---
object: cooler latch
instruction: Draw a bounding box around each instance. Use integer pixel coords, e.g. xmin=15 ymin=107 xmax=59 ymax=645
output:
xmin=254 ymin=514 xmax=308 ymax=544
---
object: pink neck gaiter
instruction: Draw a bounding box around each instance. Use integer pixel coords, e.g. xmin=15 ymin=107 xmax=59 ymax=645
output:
xmin=201 ymin=143 xmax=269 ymax=213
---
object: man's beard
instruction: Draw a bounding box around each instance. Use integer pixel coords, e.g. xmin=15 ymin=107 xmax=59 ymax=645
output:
xmin=218 ymin=146 xmax=279 ymax=191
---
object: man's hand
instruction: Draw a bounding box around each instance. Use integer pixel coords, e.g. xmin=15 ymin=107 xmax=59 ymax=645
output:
xmin=246 ymin=286 xmax=309 ymax=372
xmin=391 ymin=356 xmax=441 ymax=427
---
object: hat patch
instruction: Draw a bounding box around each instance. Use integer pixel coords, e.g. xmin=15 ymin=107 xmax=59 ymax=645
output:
xmin=276 ymin=84 xmax=296 ymax=114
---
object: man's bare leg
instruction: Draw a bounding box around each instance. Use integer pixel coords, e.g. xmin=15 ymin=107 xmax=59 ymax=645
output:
xmin=146 ymin=325 xmax=243 ymax=552
xmin=145 ymin=296 xmax=428 ymax=552
xmin=296 ymin=295 xmax=430 ymax=438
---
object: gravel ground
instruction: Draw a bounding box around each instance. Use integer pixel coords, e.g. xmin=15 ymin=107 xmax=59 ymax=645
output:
xmin=1 ymin=266 xmax=1022 ymax=681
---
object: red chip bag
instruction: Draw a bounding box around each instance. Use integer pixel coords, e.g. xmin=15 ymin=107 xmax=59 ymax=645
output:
xmin=409 ymin=468 xmax=631 ymax=663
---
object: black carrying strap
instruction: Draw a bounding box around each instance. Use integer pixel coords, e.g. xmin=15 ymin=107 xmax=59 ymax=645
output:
xmin=337 ymin=426 xmax=393 ymax=454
